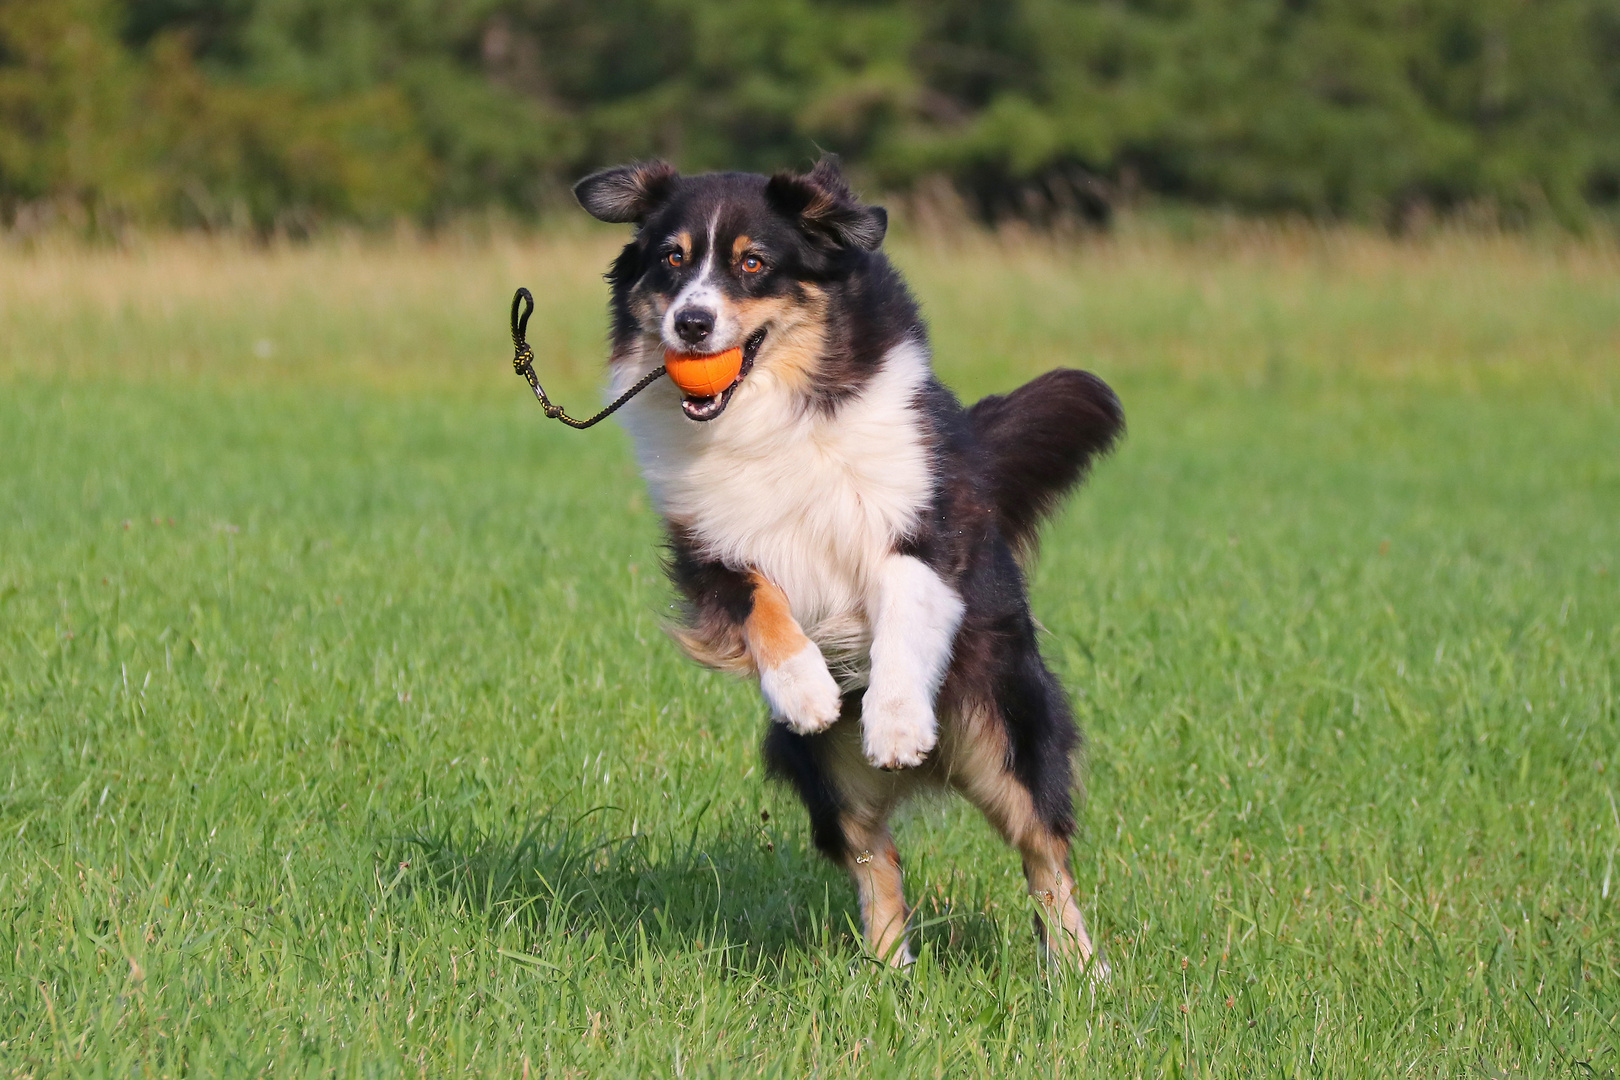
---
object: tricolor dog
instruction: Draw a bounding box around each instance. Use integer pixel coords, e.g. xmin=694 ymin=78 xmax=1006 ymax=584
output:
xmin=574 ymin=157 xmax=1123 ymax=971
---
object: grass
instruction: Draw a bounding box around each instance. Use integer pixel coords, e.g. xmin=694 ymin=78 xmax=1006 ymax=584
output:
xmin=1 ymin=224 xmax=1618 ymax=1077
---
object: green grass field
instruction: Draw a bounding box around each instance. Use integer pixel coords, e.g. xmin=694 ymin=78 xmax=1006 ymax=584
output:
xmin=2 ymin=227 xmax=1618 ymax=1077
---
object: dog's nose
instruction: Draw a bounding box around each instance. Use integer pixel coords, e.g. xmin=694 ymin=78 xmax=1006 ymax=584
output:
xmin=673 ymin=308 xmax=715 ymax=346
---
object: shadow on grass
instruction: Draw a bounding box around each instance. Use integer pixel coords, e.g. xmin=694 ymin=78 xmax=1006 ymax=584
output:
xmin=389 ymin=806 xmax=1010 ymax=969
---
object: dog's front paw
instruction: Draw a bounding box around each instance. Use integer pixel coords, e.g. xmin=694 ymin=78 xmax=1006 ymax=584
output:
xmin=760 ymin=643 xmax=842 ymax=735
xmin=861 ymin=690 xmax=937 ymax=769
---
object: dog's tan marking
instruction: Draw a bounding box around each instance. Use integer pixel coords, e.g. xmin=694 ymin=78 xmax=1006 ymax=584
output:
xmin=743 ymin=571 xmax=809 ymax=668
xmin=843 ymin=821 xmax=911 ymax=965
xmin=667 ymin=618 xmax=751 ymax=674
xmin=732 ymin=234 xmax=752 ymax=260
xmin=731 ymin=287 xmax=828 ymax=395
xmin=673 ymin=570 xmax=821 ymax=678
xmin=626 ymin=296 xmax=664 ymax=344
xmin=939 ymin=705 xmax=1039 ymax=841
xmin=806 ymin=712 xmax=917 ymax=964
xmin=675 ymin=230 xmax=693 ymax=256
xmin=663 ymin=527 xmax=754 ymax=674
xmin=942 ymin=705 xmax=1103 ymax=973
xmin=1020 ymin=830 xmax=1101 ymax=971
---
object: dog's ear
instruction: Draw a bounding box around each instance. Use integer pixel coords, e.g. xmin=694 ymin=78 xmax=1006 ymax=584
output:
xmin=574 ymin=161 xmax=679 ymax=224
xmin=766 ymin=155 xmax=887 ymax=251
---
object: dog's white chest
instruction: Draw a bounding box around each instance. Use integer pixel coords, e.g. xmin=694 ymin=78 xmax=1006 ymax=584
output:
xmin=620 ymin=341 xmax=935 ymax=649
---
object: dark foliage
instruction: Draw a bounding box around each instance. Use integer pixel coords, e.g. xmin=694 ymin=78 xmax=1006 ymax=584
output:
xmin=3 ymin=0 xmax=1618 ymax=230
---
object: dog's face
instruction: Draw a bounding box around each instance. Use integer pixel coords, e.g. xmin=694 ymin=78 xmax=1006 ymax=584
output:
xmin=575 ymin=157 xmax=887 ymax=421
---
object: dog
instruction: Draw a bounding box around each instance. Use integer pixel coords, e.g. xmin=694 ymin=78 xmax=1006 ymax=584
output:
xmin=573 ymin=156 xmax=1123 ymax=971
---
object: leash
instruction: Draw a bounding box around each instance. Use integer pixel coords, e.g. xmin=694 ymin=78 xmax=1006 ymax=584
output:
xmin=510 ymin=287 xmax=667 ymax=429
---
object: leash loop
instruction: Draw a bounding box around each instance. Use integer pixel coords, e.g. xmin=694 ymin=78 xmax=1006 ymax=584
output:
xmin=510 ymin=286 xmax=666 ymax=429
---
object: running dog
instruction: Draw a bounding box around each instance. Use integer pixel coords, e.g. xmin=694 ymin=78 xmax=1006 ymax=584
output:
xmin=573 ymin=156 xmax=1123 ymax=970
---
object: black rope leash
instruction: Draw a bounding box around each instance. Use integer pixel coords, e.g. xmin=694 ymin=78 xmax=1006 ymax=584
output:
xmin=510 ymin=287 xmax=666 ymax=429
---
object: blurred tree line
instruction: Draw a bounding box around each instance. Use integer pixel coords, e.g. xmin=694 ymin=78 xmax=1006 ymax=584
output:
xmin=2 ymin=0 xmax=1618 ymax=233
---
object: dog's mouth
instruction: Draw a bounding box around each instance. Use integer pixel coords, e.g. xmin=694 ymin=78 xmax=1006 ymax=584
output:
xmin=676 ymin=327 xmax=767 ymax=422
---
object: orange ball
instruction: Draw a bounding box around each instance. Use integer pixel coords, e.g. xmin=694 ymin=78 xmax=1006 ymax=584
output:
xmin=664 ymin=346 xmax=744 ymax=398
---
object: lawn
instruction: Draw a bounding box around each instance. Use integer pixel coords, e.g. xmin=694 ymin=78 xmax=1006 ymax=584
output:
xmin=1 ymin=225 xmax=1617 ymax=1077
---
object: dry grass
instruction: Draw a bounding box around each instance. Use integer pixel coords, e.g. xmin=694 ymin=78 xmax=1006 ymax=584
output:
xmin=3 ymin=225 xmax=1615 ymax=402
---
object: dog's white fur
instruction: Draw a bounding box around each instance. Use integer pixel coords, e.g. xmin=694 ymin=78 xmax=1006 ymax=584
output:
xmin=863 ymin=554 xmax=965 ymax=767
xmin=613 ymin=335 xmax=962 ymax=764
xmin=660 ymin=215 xmax=750 ymax=352
xmin=758 ymin=640 xmax=843 ymax=734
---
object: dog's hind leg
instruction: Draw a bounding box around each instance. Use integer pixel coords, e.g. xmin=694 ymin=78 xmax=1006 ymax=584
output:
xmin=763 ymin=709 xmax=914 ymax=966
xmin=1017 ymin=824 xmax=1102 ymax=975
xmin=943 ymin=696 xmax=1106 ymax=979
xmin=840 ymin=815 xmax=911 ymax=966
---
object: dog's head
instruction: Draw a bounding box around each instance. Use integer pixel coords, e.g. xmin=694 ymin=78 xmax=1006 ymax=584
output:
xmin=574 ymin=156 xmax=887 ymax=421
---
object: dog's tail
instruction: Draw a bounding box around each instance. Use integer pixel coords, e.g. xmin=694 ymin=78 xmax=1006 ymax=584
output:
xmin=968 ymin=368 xmax=1124 ymax=557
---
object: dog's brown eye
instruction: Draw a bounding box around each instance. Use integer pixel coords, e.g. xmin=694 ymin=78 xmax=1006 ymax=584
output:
xmin=666 ymin=250 xmax=684 ymax=268
xmin=740 ymin=254 xmax=764 ymax=274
